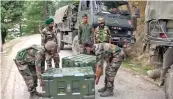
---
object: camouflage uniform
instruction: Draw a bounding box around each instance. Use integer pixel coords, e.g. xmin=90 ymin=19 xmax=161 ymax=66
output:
xmin=78 ymin=22 xmax=92 ymax=54
xmin=13 ymin=45 xmax=49 ymax=94
xmin=94 ymin=18 xmax=111 ymax=43
xmin=93 ymin=43 xmax=125 ymax=97
xmin=41 ymin=27 xmax=59 ymax=68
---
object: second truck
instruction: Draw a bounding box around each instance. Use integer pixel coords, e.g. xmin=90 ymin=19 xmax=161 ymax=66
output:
xmin=54 ymin=0 xmax=138 ymax=54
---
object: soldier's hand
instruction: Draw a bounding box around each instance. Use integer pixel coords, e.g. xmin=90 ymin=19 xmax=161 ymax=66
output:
xmin=39 ymin=79 xmax=43 ymax=87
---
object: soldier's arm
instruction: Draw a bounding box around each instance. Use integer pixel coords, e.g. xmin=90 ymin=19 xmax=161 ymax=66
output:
xmin=45 ymin=53 xmax=53 ymax=68
xmin=95 ymin=45 xmax=104 ymax=68
xmin=41 ymin=30 xmax=46 ymax=46
xmin=107 ymin=28 xmax=111 ymax=43
xmin=94 ymin=29 xmax=97 ymax=44
xmin=78 ymin=24 xmax=82 ymax=44
xmin=35 ymin=51 xmax=44 ymax=79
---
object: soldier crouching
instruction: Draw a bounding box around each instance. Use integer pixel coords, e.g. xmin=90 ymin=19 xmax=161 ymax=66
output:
xmin=13 ymin=41 xmax=57 ymax=98
xmin=84 ymin=42 xmax=125 ymax=97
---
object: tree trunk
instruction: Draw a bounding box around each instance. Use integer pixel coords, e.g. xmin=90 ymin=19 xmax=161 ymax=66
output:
xmin=43 ymin=1 xmax=49 ymax=20
xmin=19 ymin=22 xmax=22 ymax=36
xmin=0 ymin=32 xmax=3 ymax=52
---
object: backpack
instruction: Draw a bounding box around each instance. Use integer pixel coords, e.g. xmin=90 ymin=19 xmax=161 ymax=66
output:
xmin=16 ymin=45 xmax=40 ymax=61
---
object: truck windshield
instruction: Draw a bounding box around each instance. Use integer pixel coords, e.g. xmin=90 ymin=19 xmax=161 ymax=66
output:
xmin=96 ymin=1 xmax=130 ymax=15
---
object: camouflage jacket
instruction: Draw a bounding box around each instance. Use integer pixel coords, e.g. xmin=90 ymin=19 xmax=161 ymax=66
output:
xmin=93 ymin=43 xmax=121 ymax=67
xmin=94 ymin=26 xmax=111 ymax=43
xmin=15 ymin=45 xmax=53 ymax=79
xmin=78 ymin=22 xmax=92 ymax=44
xmin=41 ymin=27 xmax=57 ymax=45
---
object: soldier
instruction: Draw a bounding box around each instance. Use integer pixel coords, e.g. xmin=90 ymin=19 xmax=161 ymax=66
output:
xmin=41 ymin=17 xmax=60 ymax=68
xmin=94 ymin=18 xmax=111 ymax=44
xmin=78 ymin=14 xmax=93 ymax=54
xmin=13 ymin=41 xmax=57 ymax=98
xmin=84 ymin=42 xmax=125 ymax=97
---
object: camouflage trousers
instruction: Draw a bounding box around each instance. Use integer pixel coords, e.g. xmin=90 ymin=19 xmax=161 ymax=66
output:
xmin=14 ymin=60 xmax=39 ymax=93
xmin=104 ymin=52 xmax=124 ymax=88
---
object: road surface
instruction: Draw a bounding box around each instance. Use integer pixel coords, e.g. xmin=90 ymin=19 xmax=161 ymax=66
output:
xmin=1 ymin=34 xmax=166 ymax=99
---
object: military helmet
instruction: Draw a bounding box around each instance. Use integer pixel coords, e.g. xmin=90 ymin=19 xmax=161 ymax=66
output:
xmin=98 ymin=18 xmax=105 ymax=24
xmin=45 ymin=41 xmax=57 ymax=51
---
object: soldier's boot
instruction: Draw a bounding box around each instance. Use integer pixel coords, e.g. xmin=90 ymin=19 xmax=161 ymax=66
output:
xmin=100 ymin=88 xmax=113 ymax=97
xmin=98 ymin=86 xmax=107 ymax=92
xmin=30 ymin=90 xmax=42 ymax=97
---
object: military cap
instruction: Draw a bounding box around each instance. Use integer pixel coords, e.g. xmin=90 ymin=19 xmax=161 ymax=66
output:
xmin=45 ymin=18 xmax=54 ymax=25
xmin=45 ymin=41 xmax=57 ymax=51
xmin=98 ymin=18 xmax=105 ymax=24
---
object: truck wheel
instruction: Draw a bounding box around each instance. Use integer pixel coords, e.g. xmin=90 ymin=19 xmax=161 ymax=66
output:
xmin=57 ymin=31 xmax=64 ymax=50
xmin=72 ymin=35 xmax=80 ymax=55
xmin=164 ymin=65 xmax=173 ymax=99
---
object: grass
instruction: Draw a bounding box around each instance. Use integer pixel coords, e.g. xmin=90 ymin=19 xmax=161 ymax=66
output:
xmin=122 ymin=57 xmax=154 ymax=75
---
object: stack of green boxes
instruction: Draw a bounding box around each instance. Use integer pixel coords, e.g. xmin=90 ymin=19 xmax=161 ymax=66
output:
xmin=62 ymin=54 xmax=97 ymax=72
xmin=42 ymin=54 xmax=97 ymax=99
xmin=42 ymin=67 xmax=95 ymax=99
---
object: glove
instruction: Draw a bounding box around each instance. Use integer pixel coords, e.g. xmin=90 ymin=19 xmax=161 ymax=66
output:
xmin=95 ymin=65 xmax=103 ymax=85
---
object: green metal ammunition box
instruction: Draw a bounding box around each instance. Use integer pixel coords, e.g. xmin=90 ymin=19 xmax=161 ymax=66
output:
xmin=42 ymin=67 xmax=95 ymax=99
xmin=62 ymin=54 xmax=96 ymax=72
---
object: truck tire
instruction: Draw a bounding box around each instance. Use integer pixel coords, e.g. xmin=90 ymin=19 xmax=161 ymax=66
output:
xmin=72 ymin=35 xmax=80 ymax=55
xmin=164 ymin=65 xmax=173 ymax=99
xmin=57 ymin=31 xmax=64 ymax=50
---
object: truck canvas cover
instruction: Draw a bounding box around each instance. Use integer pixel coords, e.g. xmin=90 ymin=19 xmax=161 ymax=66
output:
xmin=145 ymin=1 xmax=173 ymax=21
xmin=54 ymin=5 xmax=69 ymax=23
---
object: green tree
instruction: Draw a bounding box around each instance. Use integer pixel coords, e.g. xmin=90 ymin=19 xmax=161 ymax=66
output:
xmin=1 ymin=1 xmax=25 ymax=51
xmin=23 ymin=1 xmax=56 ymax=34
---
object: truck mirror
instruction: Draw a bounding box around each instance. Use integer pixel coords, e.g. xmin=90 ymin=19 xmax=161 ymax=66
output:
xmin=132 ymin=16 xmax=137 ymax=31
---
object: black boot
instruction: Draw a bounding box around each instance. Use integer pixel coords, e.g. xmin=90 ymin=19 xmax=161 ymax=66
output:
xmin=30 ymin=90 xmax=42 ymax=97
xmin=98 ymin=86 xmax=107 ymax=92
xmin=100 ymin=88 xmax=113 ymax=97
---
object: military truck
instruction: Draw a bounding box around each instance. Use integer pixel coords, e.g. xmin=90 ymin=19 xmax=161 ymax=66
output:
xmin=54 ymin=0 xmax=138 ymax=54
xmin=145 ymin=1 xmax=173 ymax=99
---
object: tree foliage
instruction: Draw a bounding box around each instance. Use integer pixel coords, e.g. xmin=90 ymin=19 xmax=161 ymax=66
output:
xmin=1 ymin=1 xmax=25 ymax=44
xmin=55 ymin=0 xmax=79 ymax=9
xmin=22 ymin=1 xmax=56 ymax=34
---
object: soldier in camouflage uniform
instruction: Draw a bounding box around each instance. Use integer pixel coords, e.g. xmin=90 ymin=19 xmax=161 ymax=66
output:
xmin=78 ymin=14 xmax=93 ymax=54
xmin=41 ymin=18 xmax=60 ymax=68
xmin=84 ymin=42 xmax=125 ymax=97
xmin=13 ymin=41 xmax=57 ymax=98
xmin=94 ymin=18 xmax=111 ymax=44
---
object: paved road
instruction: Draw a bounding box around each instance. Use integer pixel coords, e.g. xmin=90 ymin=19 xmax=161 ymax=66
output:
xmin=1 ymin=34 xmax=166 ymax=99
